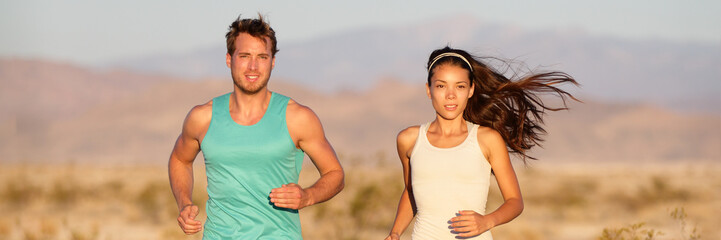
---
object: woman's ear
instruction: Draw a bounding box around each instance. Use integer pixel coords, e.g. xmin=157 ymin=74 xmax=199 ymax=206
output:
xmin=468 ymin=82 xmax=475 ymax=99
xmin=426 ymin=82 xmax=432 ymax=99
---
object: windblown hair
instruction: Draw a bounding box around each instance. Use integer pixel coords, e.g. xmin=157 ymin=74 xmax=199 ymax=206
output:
xmin=427 ymin=46 xmax=579 ymax=162
xmin=225 ymin=14 xmax=279 ymax=56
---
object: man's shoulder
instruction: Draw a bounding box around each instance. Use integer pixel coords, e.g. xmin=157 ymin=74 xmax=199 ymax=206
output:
xmin=284 ymin=97 xmax=315 ymax=118
xmin=191 ymin=99 xmax=214 ymax=114
xmin=185 ymin=100 xmax=213 ymax=126
xmin=192 ymin=92 xmax=229 ymax=115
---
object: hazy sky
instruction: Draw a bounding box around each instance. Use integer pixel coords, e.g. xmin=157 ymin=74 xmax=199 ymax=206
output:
xmin=1 ymin=0 xmax=719 ymax=66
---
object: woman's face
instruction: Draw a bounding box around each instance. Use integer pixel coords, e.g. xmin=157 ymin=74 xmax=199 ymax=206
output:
xmin=426 ymin=64 xmax=474 ymax=121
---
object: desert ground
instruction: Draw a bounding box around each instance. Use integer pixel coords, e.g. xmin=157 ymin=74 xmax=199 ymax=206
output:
xmin=1 ymin=159 xmax=718 ymax=240
xmin=3 ymin=60 xmax=718 ymax=240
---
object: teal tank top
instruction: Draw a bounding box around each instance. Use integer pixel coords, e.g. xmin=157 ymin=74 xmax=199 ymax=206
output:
xmin=200 ymin=92 xmax=305 ymax=239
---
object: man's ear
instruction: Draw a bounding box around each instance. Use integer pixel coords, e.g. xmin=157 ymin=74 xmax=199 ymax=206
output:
xmin=226 ymin=53 xmax=232 ymax=68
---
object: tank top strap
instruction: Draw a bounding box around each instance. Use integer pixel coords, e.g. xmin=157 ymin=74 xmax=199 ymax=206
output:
xmin=410 ymin=122 xmax=431 ymax=157
xmin=267 ymin=92 xmax=290 ymax=117
xmin=411 ymin=121 xmax=479 ymax=155
xmin=211 ymin=92 xmax=232 ymax=121
xmin=466 ymin=121 xmax=479 ymax=145
xmin=418 ymin=122 xmax=430 ymax=141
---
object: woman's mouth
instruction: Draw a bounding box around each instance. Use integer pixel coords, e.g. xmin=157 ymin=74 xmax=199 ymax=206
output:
xmin=444 ymin=104 xmax=457 ymax=111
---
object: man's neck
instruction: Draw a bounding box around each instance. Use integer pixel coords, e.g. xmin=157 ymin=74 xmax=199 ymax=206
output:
xmin=228 ymin=89 xmax=272 ymax=126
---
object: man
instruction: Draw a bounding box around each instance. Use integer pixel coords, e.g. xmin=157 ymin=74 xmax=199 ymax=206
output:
xmin=168 ymin=15 xmax=344 ymax=239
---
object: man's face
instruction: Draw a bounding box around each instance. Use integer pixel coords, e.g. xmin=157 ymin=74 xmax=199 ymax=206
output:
xmin=226 ymin=33 xmax=275 ymax=95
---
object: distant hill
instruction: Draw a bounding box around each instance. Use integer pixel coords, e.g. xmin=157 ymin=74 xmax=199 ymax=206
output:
xmin=1 ymin=59 xmax=719 ymax=165
xmin=110 ymin=15 xmax=721 ymax=113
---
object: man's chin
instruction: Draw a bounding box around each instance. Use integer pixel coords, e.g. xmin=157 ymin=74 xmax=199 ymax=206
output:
xmin=236 ymin=83 xmax=267 ymax=95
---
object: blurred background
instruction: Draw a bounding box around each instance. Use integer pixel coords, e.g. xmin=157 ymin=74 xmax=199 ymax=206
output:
xmin=1 ymin=1 xmax=719 ymax=239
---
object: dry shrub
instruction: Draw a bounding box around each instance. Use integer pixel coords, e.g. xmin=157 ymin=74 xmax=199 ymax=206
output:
xmin=18 ymin=219 xmax=60 ymax=240
xmin=349 ymin=181 xmax=397 ymax=230
xmin=40 ymin=218 xmax=59 ymax=238
xmin=301 ymin=166 xmax=404 ymax=240
xmin=100 ymin=179 xmax=125 ymax=199
xmin=70 ymin=223 xmax=99 ymax=240
xmin=494 ymin=226 xmax=544 ymax=240
xmin=614 ymin=176 xmax=692 ymax=211
xmin=527 ymin=177 xmax=597 ymax=211
xmin=1 ymin=178 xmax=39 ymax=209
xmin=638 ymin=176 xmax=691 ymax=203
xmin=598 ymin=222 xmax=664 ymax=240
xmin=23 ymin=228 xmax=40 ymax=240
xmin=598 ymin=207 xmax=701 ymax=240
xmin=669 ymin=207 xmax=701 ymax=240
xmin=161 ymin=224 xmax=201 ymax=240
xmin=136 ymin=181 xmax=176 ymax=223
xmin=1 ymin=162 xmax=715 ymax=240
xmin=48 ymin=179 xmax=80 ymax=207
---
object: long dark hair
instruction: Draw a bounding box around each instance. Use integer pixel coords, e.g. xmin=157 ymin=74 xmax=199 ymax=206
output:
xmin=427 ymin=46 xmax=579 ymax=162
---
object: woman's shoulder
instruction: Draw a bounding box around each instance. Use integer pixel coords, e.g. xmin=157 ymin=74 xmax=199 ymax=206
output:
xmin=475 ymin=125 xmax=507 ymax=157
xmin=476 ymin=125 xmax=502 ymax=140
xmin=397 ymin=125 xmax=421 ymax=143
xmin=397 ymin=125 xmax=421 ymax=159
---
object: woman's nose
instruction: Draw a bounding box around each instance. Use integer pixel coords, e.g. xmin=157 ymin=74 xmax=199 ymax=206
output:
xmin=446 ymin=89 xmax=456 ymax=100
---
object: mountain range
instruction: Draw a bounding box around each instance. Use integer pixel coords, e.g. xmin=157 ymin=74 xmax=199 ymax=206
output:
xmin=110 ymin=15 xmax=721 ymax=114
xmin=1 ymin=59 xmax=719 ymax=165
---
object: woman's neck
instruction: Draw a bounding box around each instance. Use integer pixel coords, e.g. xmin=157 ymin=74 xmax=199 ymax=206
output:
xmin=431 ymin=116 xmax=467 ymax=136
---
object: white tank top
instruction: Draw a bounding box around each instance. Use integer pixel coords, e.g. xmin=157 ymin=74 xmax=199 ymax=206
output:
xmin=410 ymin=121 xmax=493 ymax=240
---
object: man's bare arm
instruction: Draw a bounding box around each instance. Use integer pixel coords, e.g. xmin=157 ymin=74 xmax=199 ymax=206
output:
xmin=269 ymin=101 xmax=344 ymax=209
xmin=168 ymin=102 xmax=211 ymax=234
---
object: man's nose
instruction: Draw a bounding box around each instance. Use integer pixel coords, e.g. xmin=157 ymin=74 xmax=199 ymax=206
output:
xmin=248 ymin=58 xmax=258 ymax=70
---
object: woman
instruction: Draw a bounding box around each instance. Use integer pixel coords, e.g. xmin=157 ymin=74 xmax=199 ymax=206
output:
xmin=385 ymin=47 xmax=578 ymax=239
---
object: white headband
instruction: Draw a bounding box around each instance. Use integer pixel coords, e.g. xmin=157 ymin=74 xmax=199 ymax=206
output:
xmin=427 ymin=52 xmax=474 ymax=72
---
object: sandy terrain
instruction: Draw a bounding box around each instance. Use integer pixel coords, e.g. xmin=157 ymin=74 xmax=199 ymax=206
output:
xmin=1 ymin=160 xmax=717 ymax=240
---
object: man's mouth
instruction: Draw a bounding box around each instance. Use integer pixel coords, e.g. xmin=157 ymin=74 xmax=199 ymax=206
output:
xmin=246 ymin=75 xmax=259 ymax=82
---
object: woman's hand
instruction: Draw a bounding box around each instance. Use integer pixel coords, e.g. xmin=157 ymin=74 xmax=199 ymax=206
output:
xmin=449 ymin=210 xmax=494 ymax=238
xmin=384 ymin=232 xmax=400 ymax=240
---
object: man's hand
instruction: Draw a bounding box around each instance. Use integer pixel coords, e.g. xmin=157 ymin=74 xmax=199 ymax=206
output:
xmin=177 ymin=204 xmax=202 ymax=235
xmin=269 ymin=183 xmax=312 ymax=210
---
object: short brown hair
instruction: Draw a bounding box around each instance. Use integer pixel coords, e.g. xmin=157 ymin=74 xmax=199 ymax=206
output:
xmin=225 ymin=14 xmax=279 ymax=56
